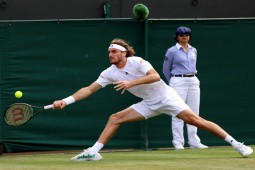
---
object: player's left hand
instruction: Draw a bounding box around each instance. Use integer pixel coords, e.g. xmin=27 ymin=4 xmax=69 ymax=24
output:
xmin=113 ymin=80 xmax=133 ymax=94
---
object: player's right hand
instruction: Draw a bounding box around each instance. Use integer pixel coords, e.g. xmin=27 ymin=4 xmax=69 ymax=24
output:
xmin=113 ymin=80 xmax=133 ymax=94
xmin=53 ymin=100 xmax=67 ymax=109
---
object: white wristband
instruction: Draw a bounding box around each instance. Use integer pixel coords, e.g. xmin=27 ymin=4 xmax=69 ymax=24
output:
xmin=62 ymin=96 xmax=75 ymax=105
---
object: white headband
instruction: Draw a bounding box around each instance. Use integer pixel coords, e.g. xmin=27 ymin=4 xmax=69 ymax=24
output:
xmin=108 ymin=44 xmax=127 ymax=51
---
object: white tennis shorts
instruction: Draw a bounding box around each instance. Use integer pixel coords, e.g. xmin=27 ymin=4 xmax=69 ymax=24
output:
xmin=130 ymin=93 xmax=189 ymax=119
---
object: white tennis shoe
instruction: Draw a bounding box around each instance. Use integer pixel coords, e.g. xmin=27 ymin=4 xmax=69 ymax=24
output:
xmin=71 ymin=148 xmax=103 ymax=161
xmin=190 ymin=143 xmax=208 ymax=149
xmin=174 ymin=144 xmax=184 ymax=150
xmin=234 ymin=142 xmax=253 ymax=158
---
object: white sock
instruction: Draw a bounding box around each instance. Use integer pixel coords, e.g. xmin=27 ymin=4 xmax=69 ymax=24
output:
xmin=225 ymin=135 xmax=239 ymax=147
xmin=89 ymin=142 xmax=104 ymax=152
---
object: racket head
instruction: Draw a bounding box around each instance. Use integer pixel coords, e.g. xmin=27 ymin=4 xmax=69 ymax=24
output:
xmin=4 ymin=103 xmax=33 ymax=126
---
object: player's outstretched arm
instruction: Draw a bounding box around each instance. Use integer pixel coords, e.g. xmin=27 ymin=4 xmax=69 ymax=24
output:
xmin=53 ymin=82 xmax=102 ymax=109
xmin=72 ymin=82 xmax=102 ymax=101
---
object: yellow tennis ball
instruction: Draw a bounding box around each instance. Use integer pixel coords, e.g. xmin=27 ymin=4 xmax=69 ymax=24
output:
xmin=15 ymin=91 xmax=23 ymax=98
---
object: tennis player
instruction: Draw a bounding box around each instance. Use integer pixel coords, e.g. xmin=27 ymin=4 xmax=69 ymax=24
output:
xmin=53 ymin=38 xmax=253 ymax=161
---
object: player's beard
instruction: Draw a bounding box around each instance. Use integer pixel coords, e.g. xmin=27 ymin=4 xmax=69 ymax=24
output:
xmin=110 ymin=54 xmax=122 ymax=65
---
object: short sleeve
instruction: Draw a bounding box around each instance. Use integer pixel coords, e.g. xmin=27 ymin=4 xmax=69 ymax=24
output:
xmin=95 ymin=69 xmax=113 ymax=88
xmin=140 ymin=60 xmax=154 ymax=74
xmin=132 ymin=57 xmax=154 ymax=74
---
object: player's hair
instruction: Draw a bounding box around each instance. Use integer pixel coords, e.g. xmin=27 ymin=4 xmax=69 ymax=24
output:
xmin=110 ymin=38 xmax=135 ymax=57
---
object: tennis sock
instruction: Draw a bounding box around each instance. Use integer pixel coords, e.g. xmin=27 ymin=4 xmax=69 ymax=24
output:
xmin=225 ymin=135 xmax=239 ymax=147
xmin=89 ymin=142 xmax=104 ymax=152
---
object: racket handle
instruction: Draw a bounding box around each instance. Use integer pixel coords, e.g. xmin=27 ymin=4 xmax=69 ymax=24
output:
xmin=44 ymin=104 xmax=54 ymax=110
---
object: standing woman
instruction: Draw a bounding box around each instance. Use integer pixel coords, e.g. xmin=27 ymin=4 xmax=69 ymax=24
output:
xmin=163 ymin=26 xmax=208 ymax=150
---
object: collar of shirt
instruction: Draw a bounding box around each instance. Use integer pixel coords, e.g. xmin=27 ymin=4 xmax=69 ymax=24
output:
xmin=176 ymin=43 xmax=192 ymax=50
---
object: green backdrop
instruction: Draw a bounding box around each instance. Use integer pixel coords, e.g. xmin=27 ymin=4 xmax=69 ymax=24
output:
xmin=0 ymin=19 xmax=254 ymax=152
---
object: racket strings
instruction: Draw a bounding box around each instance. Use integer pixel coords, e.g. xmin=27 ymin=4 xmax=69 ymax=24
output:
xmin=5 ymin=104 xmax=33 ymax=126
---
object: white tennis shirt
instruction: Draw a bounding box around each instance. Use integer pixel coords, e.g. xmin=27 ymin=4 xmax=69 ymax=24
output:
xmin=96 ymin=56 xmax=175 ymax=105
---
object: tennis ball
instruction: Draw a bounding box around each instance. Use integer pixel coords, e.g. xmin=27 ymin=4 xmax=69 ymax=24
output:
xmin=15 ymin=91 xmax=23 ymax=98
xmin=133 ymin=3 xmax=149 ymax=20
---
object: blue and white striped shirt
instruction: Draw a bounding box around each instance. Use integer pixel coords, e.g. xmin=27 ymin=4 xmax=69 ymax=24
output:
xmin=163 ymin=43 xmax=198 ymax=83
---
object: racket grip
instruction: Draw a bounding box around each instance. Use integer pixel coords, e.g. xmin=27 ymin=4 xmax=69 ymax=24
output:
xmin=44 ymin=104 xmax=54 ymax=110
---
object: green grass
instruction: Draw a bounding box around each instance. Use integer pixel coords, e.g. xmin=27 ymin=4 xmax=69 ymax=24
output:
xmin=0 ymin=145 xmax=254 ymax=170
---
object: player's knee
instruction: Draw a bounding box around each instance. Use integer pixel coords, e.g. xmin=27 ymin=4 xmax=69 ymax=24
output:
xmin=191 ymin=118 xmax=207 ymax=129
xmin=108 ymin=113 xmax=122 ymax=125
xmin=178 ymin=110 xmax=209 ymax=129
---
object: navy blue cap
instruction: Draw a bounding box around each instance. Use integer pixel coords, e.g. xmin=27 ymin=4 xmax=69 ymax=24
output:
xmin=176 ymin=26 xmax=191 ymax=34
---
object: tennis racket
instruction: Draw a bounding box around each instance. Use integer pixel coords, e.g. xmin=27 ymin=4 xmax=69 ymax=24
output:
xmin=4 ymin=103 xmax=54 ymax=126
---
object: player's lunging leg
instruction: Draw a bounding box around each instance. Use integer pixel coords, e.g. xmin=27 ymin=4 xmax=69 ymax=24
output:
xmin=177 ymin=109 xmax=228 ymax=138
xmin=71 ymin=107 xmax=145 ymax=161
xmin=178 ymin=109 xmax=253 ymax=157
xmin=98 ymin=108 xmax=145 ymax=144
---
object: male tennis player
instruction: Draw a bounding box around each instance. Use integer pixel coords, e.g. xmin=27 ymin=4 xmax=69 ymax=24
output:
xmin=53 ymin=38 xmax=253 ymax=161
